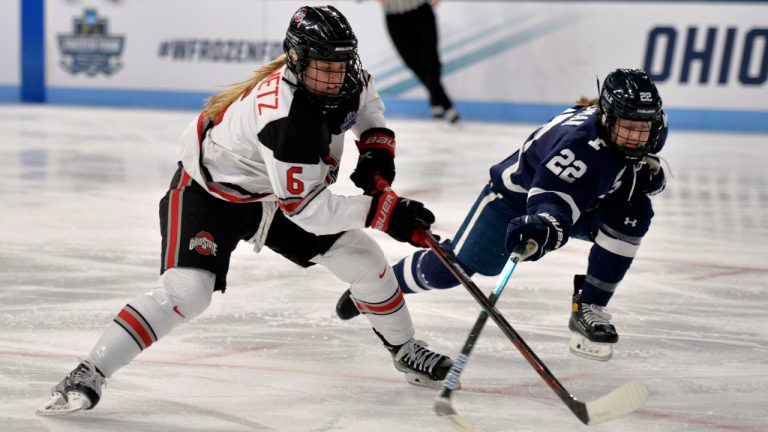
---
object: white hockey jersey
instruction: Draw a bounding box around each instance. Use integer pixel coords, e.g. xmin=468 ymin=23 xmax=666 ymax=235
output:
xmin=179 ymin=64 xmax=387 ymax=235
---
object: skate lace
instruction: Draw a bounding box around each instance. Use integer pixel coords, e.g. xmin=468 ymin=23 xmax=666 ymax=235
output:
xmin=71 ymin=361 xmax=105 ymax=388
xmin=398 ymin=340 xmax=444 ymax=374
xmin=582 ymin=304 xmax=613 ymax=327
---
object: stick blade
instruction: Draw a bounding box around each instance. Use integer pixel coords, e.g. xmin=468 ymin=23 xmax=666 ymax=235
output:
xmin=434 ymin=396 xmax=485 ymax=432
xmin=585 ymin=380 xmax=648 ymax=425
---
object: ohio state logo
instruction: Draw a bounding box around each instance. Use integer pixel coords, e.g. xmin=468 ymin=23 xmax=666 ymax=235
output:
xmin=189 ymin=231 xmax=218 ymax=256
xmin=293 ymin=8 xmax=306 ymax=23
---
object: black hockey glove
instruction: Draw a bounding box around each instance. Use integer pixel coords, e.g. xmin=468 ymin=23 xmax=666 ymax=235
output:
xmin=350 ymin=128 xmax=396 ymax=195
xmin=366 ymin=190 xmax=434 ymax=247
xmin=505 ymin=213 xmax=570 ymax=261
xmin=638 ymin=155 xmax=666 ymax=196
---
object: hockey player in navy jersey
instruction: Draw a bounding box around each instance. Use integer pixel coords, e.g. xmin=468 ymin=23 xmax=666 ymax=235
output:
xmin=337 ymin=68 xmax=668 ymax=361
xmin=38 ymin=5 xmax=454 ymax=416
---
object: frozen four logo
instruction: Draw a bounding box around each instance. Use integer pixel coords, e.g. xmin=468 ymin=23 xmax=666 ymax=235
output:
xmin=189 ymin=231 xmax=218 ymax=256
xmin=58 ymin=9 xmax=125 ymax=76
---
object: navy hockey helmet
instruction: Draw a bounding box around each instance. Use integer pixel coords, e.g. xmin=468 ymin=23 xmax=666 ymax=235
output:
xmin=599 ymin=68 xmax=665 ymax=159
xmin=283 ymin=6 xmax=362 ymax=110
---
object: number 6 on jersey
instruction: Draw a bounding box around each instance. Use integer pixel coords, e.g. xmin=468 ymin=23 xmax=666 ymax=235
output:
xmin=287 ymin=166 xmax=304 ymax=194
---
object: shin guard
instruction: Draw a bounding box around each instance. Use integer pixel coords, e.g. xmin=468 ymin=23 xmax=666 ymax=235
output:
xmin=312 ymin=230 xmax=414 ymax=346
xmin=88 ymin=268 xmax=215 ymax=377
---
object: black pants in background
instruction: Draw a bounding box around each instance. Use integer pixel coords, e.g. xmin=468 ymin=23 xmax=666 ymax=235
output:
xmin=385 ymin=3 xmax=452 ymax=110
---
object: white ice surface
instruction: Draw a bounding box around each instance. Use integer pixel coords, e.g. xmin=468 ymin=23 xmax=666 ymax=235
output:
xmin=0 ymin=105 xmax=766 ymax=432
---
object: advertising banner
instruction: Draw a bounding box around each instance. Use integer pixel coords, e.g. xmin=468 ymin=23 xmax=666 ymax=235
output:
xmin=43 ymin=1 xmax=767 ymax=128
xmin=0 ymin=0 xmax=21 ymax=101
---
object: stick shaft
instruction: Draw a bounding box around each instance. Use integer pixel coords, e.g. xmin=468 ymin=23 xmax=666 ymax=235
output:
xmin=423 ymin=231 xmax=590 ymax=423
xmin=439 ymin=254 xmax=520 ymax=396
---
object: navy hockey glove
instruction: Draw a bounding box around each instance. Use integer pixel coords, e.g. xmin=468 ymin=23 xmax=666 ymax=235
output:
xmin=505 ymin=213 xmax=569 ymax=261
xmin=350 ymin=128 xmax=396 ymax=195
xmin=367 ymin=190 xmax=434 ymax=247
xmin=638 ymin=155 xmax=666 ymax=196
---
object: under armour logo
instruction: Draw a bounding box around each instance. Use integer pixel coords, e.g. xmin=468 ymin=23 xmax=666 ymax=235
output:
xmin=624 ymin=217 xmax=637 ymax=227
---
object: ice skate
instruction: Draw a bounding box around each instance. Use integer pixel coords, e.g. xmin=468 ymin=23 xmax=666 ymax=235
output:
xmin=569 ymin=332 xmax=614 ymax=361
xmin=389 ymin=338 xmax=455 ymax=389
xmin=568 ymin=275 xmax=617 ymax=361
xmin=430 ymin=105 xmax=461 ymax=126
xmin=445 ymin=107 xmax=461 ymax=125
xmin=37 ymin=361 xmax=106 ymax=416
xmin=335 ymin=288 xmax=360 ymax=320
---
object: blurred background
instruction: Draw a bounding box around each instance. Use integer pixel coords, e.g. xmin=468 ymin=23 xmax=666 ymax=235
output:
xmin=2 ymin=0 xmax=766 ymax=132
xmin=1 ymin=2 xmax=767 ymax=432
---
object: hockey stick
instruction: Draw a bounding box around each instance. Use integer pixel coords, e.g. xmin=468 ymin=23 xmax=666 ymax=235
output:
xmin=424 ymin=231 xmax=648 ymax=427
xmin=435 ymin=245 xmax=527 ymax=432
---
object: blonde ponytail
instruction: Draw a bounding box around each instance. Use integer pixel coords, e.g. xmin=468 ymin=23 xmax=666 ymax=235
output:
xmin=203 ymin=55 xmax=287 ymax=121
xmin=576 ymin=97 xmax=599 ymax=107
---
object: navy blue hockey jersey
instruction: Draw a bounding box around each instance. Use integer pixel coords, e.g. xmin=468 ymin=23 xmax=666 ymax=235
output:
xmin=489 ymin=105 xmax=667 ymax=226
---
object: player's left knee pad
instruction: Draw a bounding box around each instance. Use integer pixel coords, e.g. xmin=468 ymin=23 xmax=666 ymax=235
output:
xmin=601 ymin=194 xmax=654 ymax=237
xmin=139 ymin=267 xmax=215 ymax=338
xmin=111 ymin=267 xmax=215 ymax=356
xmin=153 ymin=267 xmax=215 ymax=319
xmin=596 ymin=195 xmax=654 ymax=258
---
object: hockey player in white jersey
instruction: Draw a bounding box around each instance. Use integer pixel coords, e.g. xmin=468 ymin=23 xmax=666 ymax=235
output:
xmin=337 ymin=69 xmax=669 ymax=361
xmin=38 ymin=5 xmax=453 ymax=416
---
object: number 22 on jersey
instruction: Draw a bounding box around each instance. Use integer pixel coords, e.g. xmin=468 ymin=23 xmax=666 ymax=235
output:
xmin=545 ymin=149 xmax=587 ymax=183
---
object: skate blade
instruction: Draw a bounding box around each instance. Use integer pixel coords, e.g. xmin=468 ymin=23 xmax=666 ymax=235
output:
xmin=569 ymin=332 xmax=613 ymax=362
xmin=403 ymin=372 xmax=459 ymax=390
xmin=36 ymin=391 xmax=91 ymax=416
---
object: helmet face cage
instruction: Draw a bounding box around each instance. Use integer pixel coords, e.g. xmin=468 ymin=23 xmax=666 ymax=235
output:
xmin=599 ymin=68 xmax=664 ymax=159
xmin=283 ymin=6 xmax=363 ymax=111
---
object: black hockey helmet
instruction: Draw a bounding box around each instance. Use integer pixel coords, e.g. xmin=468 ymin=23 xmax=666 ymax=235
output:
xmin=599 ymin=68 xmax=665 ymax=159
xmin=283 ymin=5 xmax=362 ymax=110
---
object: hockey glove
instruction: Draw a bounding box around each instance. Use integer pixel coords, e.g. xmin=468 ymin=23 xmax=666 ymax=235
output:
xmin=350 ymin=128 xmax=396 ymax=195
xmin=505 ymin=213 xmax=569 ymax=261
xmin=638 ymin=155 xmax=666 ymax=196
xmin=367 ymin=190 xmax=434 ymax=247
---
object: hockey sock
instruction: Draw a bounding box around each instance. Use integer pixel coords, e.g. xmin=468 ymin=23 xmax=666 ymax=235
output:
xmin=581 ymin=245 xmax=634 ymax=306
xmin=394 ymin=245 xmax=471 ymax=293
xmin=87 ymin=321 xmax=142 ymax=378
xmin=312 ymin=230 xmax=415 ymax=346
